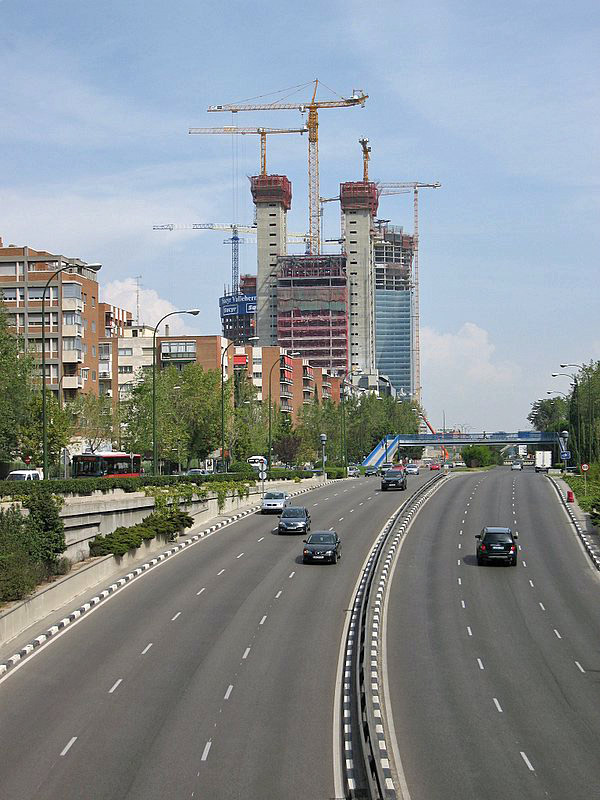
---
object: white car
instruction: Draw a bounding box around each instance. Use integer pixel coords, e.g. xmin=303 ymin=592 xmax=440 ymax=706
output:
xmin=6 ymin=469 xmax=41 ymax=481
xmin=405 ymin=463 xmax=420 ymax=475
xmin=511 ymin=462 xmax=523 ymax=471
xmin=261 ymin=491 xmax=291 ymax=514
xmin=347 ymin=466 xmax=360 ymax=477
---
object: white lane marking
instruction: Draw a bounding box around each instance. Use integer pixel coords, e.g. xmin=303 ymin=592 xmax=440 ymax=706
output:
xmin=141 ymin=643 xmax=153 ymax=655
xmin=324 ymin=497 xmax=329 ymax=500
xmin=461 ymin=600 xmax=466 ymax=608
xmin=493 ymin=698 xmax=503 ymax=712
xmin=171 ymin=611 xmax=182 ymax=622
xmin=462 ymin=519 xmax=465 ymax=524
xmin=217 ymin=569 xmax=225 ymax=576
xmin=459 ymin=529 xmax=463 ymax=535
xmin=522 ymin=561 xmax=527 ymax=567
xmin=343 ymin=489 xmax=348 ymax=492
xmin=457 ymin=559 xmax=461 ymax=566
xmin=554 ymin=629 xmax=562 ymax=639
xmin=367 ymin=496 xmax=372 ymax=500
xmin=334 ymin=493 xmax=338 ymax=496
xmin=259 ymin=615 xmax=267 ymax=625
xmin=518 ymin=544 xmax=522 ymax=550
xmin=275 ymin=590 xmax=282 ymax=599
xmin=339 ymin=517 xmax=344 ymax=521
xmin=520 ymin=751 xmax=535 ymax=772
xmin=457 ymin=578 xmax=462 ymax=585
xmin=289 ymin=571 xmax=295 ymax=578
xmin=224 ymin=685 xmax=233 ymax=700
xmin=349 ymin=509 xmax=354 ymax=513
xmin=236 ymin=552 xmax=244 ymax=559
xmin=242 ymin=647 xmax=251 ymax=659
xmin=329 ymin=526 xmax=334 ymax=530
xmin=477 ymin=658 xmax=484 ymax=670
xmin=313 ymin=503 xmax=319 ymax=506
xmin=108 ymin=678 xmax=122 ymax=694
xmin=60 ymin=737 xmax=77 ymax=756
xmin=575 ymin=661 xmax=586 ymax=673
xmin=467 ymin=626 xmax=473 ymax=636
xmin=529 ymin=580 xmax=534 ymax=588
xmin=359 ymin=502 xmax=364 ymax=506
xmin=201 ymin=741 xmax=212 ymax=761
xmin=458 ymin=543 xmax=462 ymax=549
xmin=257 ymin=537 xmax=264 ymax=542
xmin=197 ymin=587 xmax=206 ymax=596
xmin=539 ymin=602 xmax=546 ymax=611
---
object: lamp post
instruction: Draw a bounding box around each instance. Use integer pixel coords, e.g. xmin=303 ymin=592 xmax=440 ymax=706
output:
xmin=42 ymin=261 xmax=101 ymax=480
xmin=221 ymin=336 xmax=258 ymax=473
xmin=152 ymin=309 xmax=200 ymax=476
xmin=340 ymin=368 xmax=362 ymax=474
xmin=560 ymin=363 xmax=592 ymax=464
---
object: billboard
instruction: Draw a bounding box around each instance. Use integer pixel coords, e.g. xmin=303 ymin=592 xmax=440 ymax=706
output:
xmin=219 ymin=294 xmax=257 ymax=318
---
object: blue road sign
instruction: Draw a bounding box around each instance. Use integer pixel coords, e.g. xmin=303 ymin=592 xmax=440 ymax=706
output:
xmin=560 ymin=450 xmax=571 ymax=460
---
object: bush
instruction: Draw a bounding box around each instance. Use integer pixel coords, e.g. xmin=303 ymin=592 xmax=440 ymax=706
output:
xmin=325 ymin=467 xmax=345 ymax=479
xmin=23 ymin=490 xmax=66 ymax=568
xmin=0 ymin=505 xmax=42 ymax=602
xmin=89 ymin=509 xmax=195 ymax=558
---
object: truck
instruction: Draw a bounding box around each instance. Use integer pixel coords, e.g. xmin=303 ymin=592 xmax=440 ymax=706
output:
xmin=534 ymin=451 xmax=552 ymax=473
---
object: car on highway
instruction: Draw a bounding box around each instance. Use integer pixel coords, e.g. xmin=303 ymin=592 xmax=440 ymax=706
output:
xmin=378 ymin=461 xmax=394 ymax=475
xmin=5 ymin=469 xmax=41 ymax=481
xmin=302 ymin=531 xmax=342 ymax=564
xmin=429 ymin=463 xmax=441 ymax=471
xmin=510 ymin=461 xmax=523 ymax=471
xmin=476 ymin=526 xmax=518 ymax=566
xmin=278 ymin=506 xmax=311 ymax=534
xmin=347 ymin=466 xmax=360 ymax=477
xmin=186 ymin=468 xmax=211 ymax=476
xmin=405 ymin=463 xmax=420 ymax=475
xmin=365 ymin=467 xmax=377 ymax=477
xmin=260 ymin=491 xmax=290 ymax=514
xmin=381 ymin=469 xmax=407 ymax=491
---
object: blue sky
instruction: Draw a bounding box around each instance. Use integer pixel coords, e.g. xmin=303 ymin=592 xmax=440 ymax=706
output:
xmin=1 ymin=0 xmax=598 ymax=430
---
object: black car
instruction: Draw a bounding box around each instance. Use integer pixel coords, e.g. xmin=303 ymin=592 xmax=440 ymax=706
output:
xmin=381 ymin=469 xmax=407 ymax=491
xmin=278 ymin=506 xmax=311 ymax=534
xmin=302 ymin=531 xmax=342 ymax=564
xmin=476 ymin=526 xmax=519 ymax=566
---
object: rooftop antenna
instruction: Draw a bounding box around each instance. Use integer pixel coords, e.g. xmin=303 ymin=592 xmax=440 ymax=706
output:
xmin=134 ymin=275 xmax=142 ymax=324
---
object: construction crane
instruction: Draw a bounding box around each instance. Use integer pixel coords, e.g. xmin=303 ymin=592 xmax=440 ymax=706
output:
xmin=359 ymin=137 xmax=371 ymax=182
xmin=207 ymin=79 xmax=368 ymax=255
xmin=376 ymin=181 xmax=441 ymax=406
xmin=188 ymin=126 xmax=307 ymax=176
xmin=153 ymin=223 xmax=309 ymax=294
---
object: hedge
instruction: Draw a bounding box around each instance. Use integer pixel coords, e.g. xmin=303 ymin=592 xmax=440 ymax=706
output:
xmin=89 ymin=509 xmax=194 ymax=558
xmin=0 ymin=472 xmax=255 ymax=499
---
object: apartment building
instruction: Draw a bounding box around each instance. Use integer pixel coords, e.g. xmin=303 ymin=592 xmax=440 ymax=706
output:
xmin=0 ymin=241 xmax=101 ymax=403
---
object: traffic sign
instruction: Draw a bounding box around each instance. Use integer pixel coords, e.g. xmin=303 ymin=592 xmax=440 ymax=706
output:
xmin=258 ymin=469 xmax=267 ymax=480
xmin=581 ymin=463 xmax=589 ymax=472
xmin=560 ymin=451 xmax=571 ymax=460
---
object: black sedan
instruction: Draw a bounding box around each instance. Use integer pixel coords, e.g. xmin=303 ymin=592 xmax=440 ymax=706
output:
xmin=302 ymin=531 xmax=342 ymax=564
xmin=476 ymin=526 xmax=519 ymax=566
xmin=381 ymin=469 xmax=407 ymax=491
xmin=278 ymin=506 xmax=311 ymax=534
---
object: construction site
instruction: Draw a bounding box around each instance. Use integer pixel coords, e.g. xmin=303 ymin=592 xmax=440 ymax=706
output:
xmin=155 ymin=80 xmax=441 ymax=403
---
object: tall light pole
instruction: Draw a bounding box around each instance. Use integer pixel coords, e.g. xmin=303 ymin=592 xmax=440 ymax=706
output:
xmin=560 ymin=363 xmax=592 ymax=464
xmin=221 ymin=336 xmax=258 ymax=472
xmin=42 ymin=261 xmax=101 ymax=479
xmin=340 ymin=368 xmax=362 ymax=474
xmin=152 ymin=309 xmax=200 ymax=476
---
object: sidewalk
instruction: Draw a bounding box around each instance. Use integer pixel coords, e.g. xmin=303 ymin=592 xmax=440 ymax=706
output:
xmin=550 ymin=475 xmax=600 ymax=570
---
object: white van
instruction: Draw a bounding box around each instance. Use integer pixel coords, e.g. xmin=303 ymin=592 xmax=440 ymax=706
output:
xmin=6 ymin=469 xmax=41 ymax=481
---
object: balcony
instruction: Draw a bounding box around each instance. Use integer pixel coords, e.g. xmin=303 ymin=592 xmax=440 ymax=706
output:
xmin=62 ymin=323 xmax=83 ymax=338
xmin=280 ymin=373 xmax=293 ymax=385
xmin=62 ymin=297 xmax=84 ymax=313
xmin=279 ymin=387 xmax=293 ymax=399
xmin=62 ymin=350 xmax=83 ymax=364
xmin=62 ymin=375 xmax=83 ymax=390
xmin=98 ymin=365 xmax=112 ymax=379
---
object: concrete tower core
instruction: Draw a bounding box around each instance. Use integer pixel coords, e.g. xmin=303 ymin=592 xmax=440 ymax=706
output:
xmin=340 ymin=181 xmax=379 ymax=375
xmin=250 ymin=175 xmax=291 ymax=345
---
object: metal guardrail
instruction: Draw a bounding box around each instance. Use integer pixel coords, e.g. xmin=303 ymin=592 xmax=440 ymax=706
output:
xmin=342 ymin=474 xmax=444 ymax=799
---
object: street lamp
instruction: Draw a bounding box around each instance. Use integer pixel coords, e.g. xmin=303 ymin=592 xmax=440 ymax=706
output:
xmin=221 ymin=337 xmax=258 ymax=473
xmin=152 ymin=309 xmax=200 ymax=476
xmin=340 ymin=368 xmax=362 ymax=474
xmin=42 ymin=261 xmax=101 ymax=479
xmin=560 ymin=363 xmax=593 ymax=464
xmin=267 ymin=350 xmax=300 ymax=472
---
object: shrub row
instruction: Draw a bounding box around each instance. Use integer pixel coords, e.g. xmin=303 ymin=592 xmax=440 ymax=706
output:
xmin=89 ymin=510 xmax=194 ymax=558
xmin=0 ymin=472 xmax=255 ymax=499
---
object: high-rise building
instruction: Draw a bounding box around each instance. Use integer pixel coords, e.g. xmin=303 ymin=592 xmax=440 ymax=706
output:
xmin=251 ymin=175 xmax=291 ymax=346
xmin=340 ymin=180 xmax=379 ymax=376
xmin=373 ymin=224 xmax=414 ymax=396
xmin=218 ymin=273 xmax=257 ymax=344
xmin=0 ymin=242 xmax=102 ymax=403
xmin=276 ymin=254 xmax=348 ymax=371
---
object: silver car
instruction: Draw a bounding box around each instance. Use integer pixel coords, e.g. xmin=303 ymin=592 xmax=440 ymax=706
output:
xmin=405 ymin=463 xmax=420 ymax=475
xmin=260 ymin=491 xmax=291 ymax=514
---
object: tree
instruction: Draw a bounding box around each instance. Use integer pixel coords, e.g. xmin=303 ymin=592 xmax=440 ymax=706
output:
xmin=0 ymin=303 xmax=33 ymax=464
xmin=461 ymin=444 xmax=502 ymax=467
xmin=273 ymin=413 xmax=301 ymax=465
xmin=18 ymin=392 xmax=73 ymax=468
xmin=70 ymin=392 xmax=115 ymax=452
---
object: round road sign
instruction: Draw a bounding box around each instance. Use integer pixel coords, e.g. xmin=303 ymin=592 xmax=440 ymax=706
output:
xmin=258 ymin=469 xmax=267 ymax=480
xmin=581 ymin=463 xmax=589 ymax=472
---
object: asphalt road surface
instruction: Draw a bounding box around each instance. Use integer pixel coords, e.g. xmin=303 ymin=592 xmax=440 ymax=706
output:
xmin=386 ymin=468 xmax=600 ymax=800
xmin=0 ymin=474 xmax=428 ymax=800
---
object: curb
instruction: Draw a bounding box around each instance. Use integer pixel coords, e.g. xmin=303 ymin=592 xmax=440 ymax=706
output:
xmin=547 ymin=476 xmax=600 ymax=571
xmin=0 ymin=479 xmax=337 ymax=677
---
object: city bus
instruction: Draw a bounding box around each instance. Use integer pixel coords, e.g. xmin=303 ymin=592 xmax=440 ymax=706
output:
xmin=72 ymin=452 xmax=142 ymax=478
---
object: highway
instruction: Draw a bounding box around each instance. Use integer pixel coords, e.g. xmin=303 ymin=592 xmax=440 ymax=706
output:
xmin=0 ymin=475 xmax=428 ymax=800
xmin=386 ymin=468 xmax=600 ymax=800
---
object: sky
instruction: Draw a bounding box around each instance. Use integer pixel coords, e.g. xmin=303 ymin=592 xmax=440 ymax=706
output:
xmin=1 ymin=0 xmax=598 ymax=431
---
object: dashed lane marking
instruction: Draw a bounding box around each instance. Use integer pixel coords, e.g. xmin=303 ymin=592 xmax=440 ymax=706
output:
xmin=197 ymin=587 xmax=206 ymax=596
xmin=141 ymin=643 xmax=153 ymax=655
xmin=575 ymin=661 xmax=586 ymax=673
xmin=539 ymin=602 xmax=546 ymax=611
xmin=236 ymin=552 xmax=244 ymax=559
xmin=554 ymin=629 xmax=562 ymax=639
xmin=259 ymin=615 xmax=267 ymax=625
xmin=520 ymin=751 xmax=535 ymax=772
xmin=257 ymin=537 xmax=264 ymax=542
xmin=289 ymin=571 xmax=295 ymax=578
xmin=275 ymin=590 xmax=282 ymax=599
xmin=242 ymin=647 xmax=251 ymax=659
xmin=224 ymin=685 xmax=233 ymax=700
xmin=60 ymin=737 xmax=77 ymax=757
xmin=477 ymin=658 xmax=484 ymax=670
xmin=493 ymin=698 xmax=503 ymax=712
xmin=217 ymin=569 xmax=225 ymax=576
xmin=467 ymin=626 xmax=472 ymax=636
xmin=108 ymin=678 xmax=122 ymax=694
xmin=201 ymin=741 xmax=212 ymax=761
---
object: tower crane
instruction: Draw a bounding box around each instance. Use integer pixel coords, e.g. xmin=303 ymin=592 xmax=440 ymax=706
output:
xmin=359 ymin=137 xmax=371 ymax=182
xmin=207 ymin=79 xmax=368 ymax=255
xmin=188 ymin=126 xmax=307 ymax=176
xmin=153 ymin=223 xmax=309 ymax=294
xmin=375 ymin=181 xmax=441 ymax=405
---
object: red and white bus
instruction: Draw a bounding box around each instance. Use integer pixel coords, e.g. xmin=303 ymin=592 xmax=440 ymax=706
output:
xmin=72 ymin=452 xmax=142 ymax=478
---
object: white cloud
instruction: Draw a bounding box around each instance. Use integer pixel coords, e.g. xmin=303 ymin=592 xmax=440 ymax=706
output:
xmin=421 ymin=323 xmax=527 ymax=429
xmin=101 ymin=278 xmax=200 ymax=334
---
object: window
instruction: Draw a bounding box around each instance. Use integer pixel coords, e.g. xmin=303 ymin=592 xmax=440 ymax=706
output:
xmin=92 ymin=345 xmax=96 ymax=357
xmin=62 ymin=283 xmax=82 ymax=299
xmin=92 ymin=296 xmax=96 ymax=308
xmin=0 ymin=288 xmax=17 ymax=301
xmin=63 ymin=311 xmax=83 ymax=326
xmin=63 ymin=337 xmax=82 ymax=352
xmin=81 ymin=368 xmax=89 ymax=380
xmin=27 ymin=312 xmax=58 ymax=326
xmin=0 ymin=264 xmax=16 ymax=276
xmin=91 ymin=371 xmax=96 ymax=381
xmin=28 ymin=286 xmax=58 ymax=301
xmin=118 ymin=347 xmax=133 ymax=356
xmin=99 ymin=343 xmax=111 ymax=360
xmin=91 ymin=321 xmax=96 ymax=333
xmin=119 ymin=365 xmax=134 ymax=374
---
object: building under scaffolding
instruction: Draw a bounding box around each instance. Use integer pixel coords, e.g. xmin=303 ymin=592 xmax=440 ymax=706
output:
xmin=276 ymin=254 xmax=348 ymax=372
